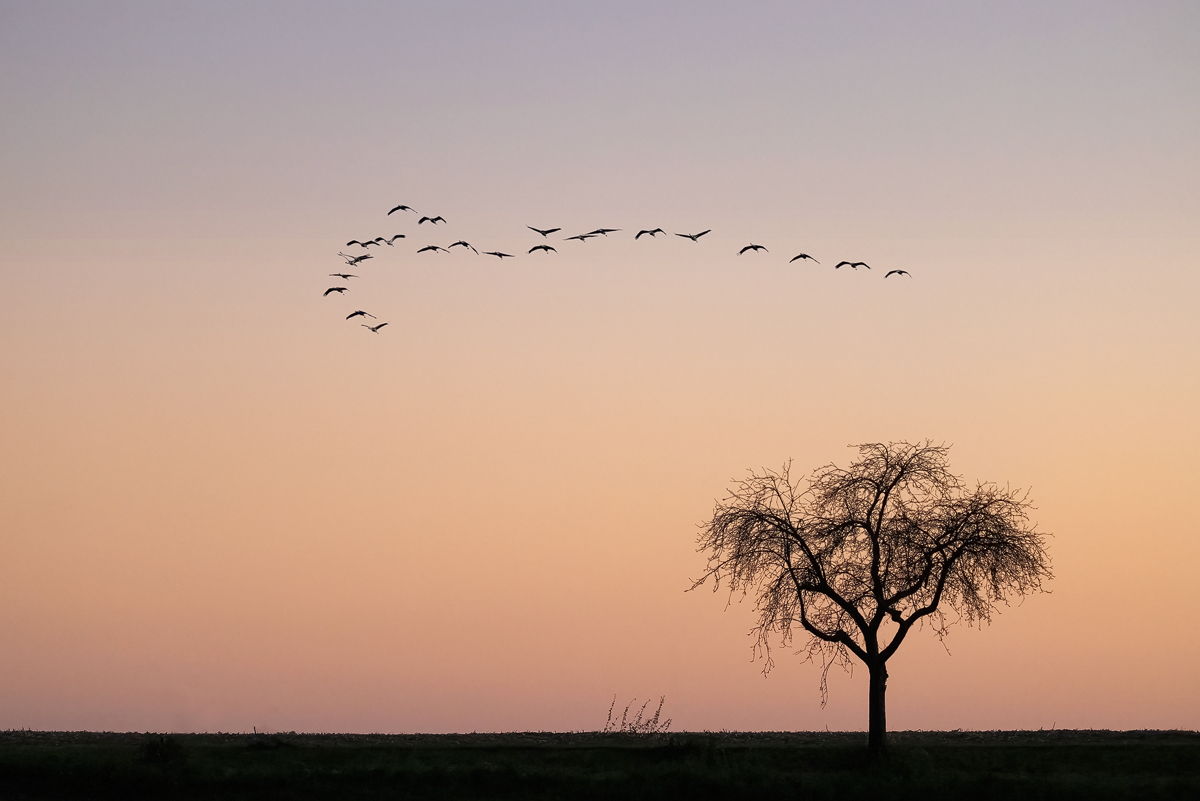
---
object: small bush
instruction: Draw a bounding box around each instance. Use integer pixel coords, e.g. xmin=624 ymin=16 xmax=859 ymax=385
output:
xmin=603 ymin=696 xmax=672 ymax=735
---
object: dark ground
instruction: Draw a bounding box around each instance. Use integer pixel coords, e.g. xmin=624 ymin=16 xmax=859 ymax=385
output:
xmin=1 ymin=728 xmax=1197 ymax=800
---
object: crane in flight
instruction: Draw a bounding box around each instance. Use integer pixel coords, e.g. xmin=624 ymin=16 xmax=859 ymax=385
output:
xmin=789 ymin=253 xmax=819 ymax=264
xmin=323 ymin=287 xmax=348 ymax=296
xmin=527 ymin=226 xmax=561 ymax=237
xmin=417 ymin=245 xmax=449 ymax=254
xmin=885 ymin=270 xmax=911 ymax=278
xmin=346 ymin=239 xmax=379 ymax=248
xmin=483 ymin=251 xmax=514 ymax=259
xmin=585 ymin=228 xmax=620 ymax=237
xmin=387 ymin=204 xmax=416 ymax=215
xmin=635 ymin=228 xmax=664 ymax=239
xmin=738 ymin=244 xmax=768 ymax=255
xmin=382 ymin=234 xmax=405 ymax=246
xmin=418 ymin=216 xmax=446 ymax=225
xmin=329 ymin=273 xmax=358 ymax=280
xmin=362 ymin=322 xmax=389 ymax=333
xmin=529 ymin=244 xmax=557 ymax=254
xmin=448 ymin=240 xmax=479 ymax=254
xmin=564 ymin=233 xmax=598 ymax=242
xmin=676 ymin=230 xmax=711 ymax=242
xmin=339 ymin=253 xmax=373 ymax=267
xmin=835 ymin=261 xmax=871 ymax=270
xmin=346 ymin=310 xmax=376 ymax=320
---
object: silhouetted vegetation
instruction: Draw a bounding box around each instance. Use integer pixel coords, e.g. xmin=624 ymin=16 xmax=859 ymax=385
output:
xmin=693 ymin=442 xmax=1052 ymax=757
xmin=1 ymin=729 xmax=1197 ymax=800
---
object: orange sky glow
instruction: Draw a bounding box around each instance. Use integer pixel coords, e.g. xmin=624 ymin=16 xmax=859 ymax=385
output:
xmin=1 ymin=1 xmax=1198 ymax=734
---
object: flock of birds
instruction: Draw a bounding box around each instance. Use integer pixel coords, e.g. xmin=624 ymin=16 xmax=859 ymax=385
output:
xmin=323 ymin=204 xmax=913 ymax=333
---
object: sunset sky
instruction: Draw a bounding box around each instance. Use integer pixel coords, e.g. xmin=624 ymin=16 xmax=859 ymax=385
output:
xmin=2 ymin=1 xmax=1198 ymax=734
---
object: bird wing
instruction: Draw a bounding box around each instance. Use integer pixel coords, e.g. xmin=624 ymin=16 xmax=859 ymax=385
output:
xmin=418 ymin=217 xmax=431 ymax=224
xmin=324 ymin=287 xmax=346 ymax=296
xmin=697 ymin=230 xmax=711 ymax=238
xmin=346 ymin=240 xmax=364 ymax=247
xmin=432 ymin=216 xmax=445 ymax=223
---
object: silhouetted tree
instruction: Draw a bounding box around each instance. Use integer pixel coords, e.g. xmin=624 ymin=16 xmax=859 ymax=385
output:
xmin=692 ymin=442 xmax=1052 ymax=758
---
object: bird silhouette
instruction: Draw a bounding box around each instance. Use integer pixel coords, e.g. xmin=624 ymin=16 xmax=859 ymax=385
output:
xmin=383 ymin=234 xmax=405 ymax=246
xmin=329 ymin=273 xmax=358 ymax=280
xmin=448 ymin=240 xmax=479 ymax=254
xmin=834 ymin=261 xmax=871 ymax=270
xmin=739 ymin=244 xmax=768 ymax=255
xmin=676 ymin=230 xmax=711 ymax=242
xmin=483 ymin=251 xmax=514 ymax=259
xmin=564 ymin=233 xmax=598 ymax=242
xmin=635 ymin=228 xmax=664 ymax=239
xmin=363 ymin=322 xmax=389 ymax=333
xmin=346 ymin=310 xmax=376 ymax=320
xmin=527 ymin=226 xmax=561 ymax=237
xmin=529 ymin=244 xmax=557 ymax=254
xmin=585 ymin=228 xmax=620 ymax=236
xmin=418 ymin=216 xmax=446 ymax=225
xmin=885 ymin=270 xmax=911 ymax=278
xmin=387 ymin=205 xmax=416 ymax=215
xmin=323 ymin=287 xmax=348 ymax=296
xmin=346 ymin=240 xmax=373 ymax=248
xmin=789 ymin=253 xmax=820 ymax=264
xmin=417 ymin=245 xmax=448 ymax=254
xmin=342 ymin=254 xmax=373 ymax=266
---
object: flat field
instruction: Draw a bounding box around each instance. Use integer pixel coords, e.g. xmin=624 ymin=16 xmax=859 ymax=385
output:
xmin=1 ymin=729 xmax=1197 ymax=800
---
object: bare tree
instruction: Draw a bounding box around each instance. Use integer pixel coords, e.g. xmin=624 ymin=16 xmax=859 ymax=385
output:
xmin=691 ymin=441 xmax=1052 ymax=758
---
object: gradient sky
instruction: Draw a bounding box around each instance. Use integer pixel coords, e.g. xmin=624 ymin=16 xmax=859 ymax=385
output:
xmin=1 ymin=0 xmax=1198 ymax=734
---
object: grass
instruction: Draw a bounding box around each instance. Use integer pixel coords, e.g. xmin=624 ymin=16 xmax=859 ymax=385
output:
xmin=0 ymin=729 xmax=1197 ymax=799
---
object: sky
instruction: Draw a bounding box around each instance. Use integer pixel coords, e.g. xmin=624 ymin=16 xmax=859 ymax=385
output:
xmin=1 ymin=0 xmax=1198 ymax=734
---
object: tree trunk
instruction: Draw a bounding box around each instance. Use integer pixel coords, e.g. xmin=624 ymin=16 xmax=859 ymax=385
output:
xmin=867 ymin=660 xmax=888 ymax=758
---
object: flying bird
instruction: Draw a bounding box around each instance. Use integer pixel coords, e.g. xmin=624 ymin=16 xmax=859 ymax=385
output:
xmin=346 ymin=310 xmax=376 ymax=320
xmin=739 ymin=243 xmax=768 ymax=255
xmin=789 ymin=253 xmax=819 ymax=264
xmin=363 ymin=322 xmax=389 ymax=333
xmin=585 ymin=228 xmax=620 ymax=236
xmin=382 ymin=234 xmax=405 ymax=246
xmin=418 ymin=216 xmax=446 ymax=225
xmin=417 ymin=245 xmax=448 ymax=254
xmin=323 ymin=287 xmax=348 ymax=296
xmin=483 ymin=251 xmax=514 ymax=259
xmin=529 ymin=244 xmax=557 ymax=254
xmin=448 ymin=240 xmax=479 ymax=254
xmin=346 ymin=240 xmax=374 ymax=248
xmin=676 ymin=230 xmax=711 ymax=242
xmin=329 ymin=273 xmax=358 ymax=280
xmin=885 ymin=270 xmax=911 ymax=278
xmin=387 ymin=205 xmax=416 ymax=215
xmin=564 ymin=233 xmax=598 ymax=242
xmin=834 ymin=261 xmax=871 ymax=270
xmin=527 ymin=226 xmax=561 ymax=237
xmin=340 ymin=253 xmax=373 ymax=267
xmin=635 ymin=228 xmax=664 ymax=239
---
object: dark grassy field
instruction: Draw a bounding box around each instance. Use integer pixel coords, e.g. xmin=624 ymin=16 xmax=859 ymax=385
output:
xmin=1 ymin=729 xmax=1197 ymax=800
